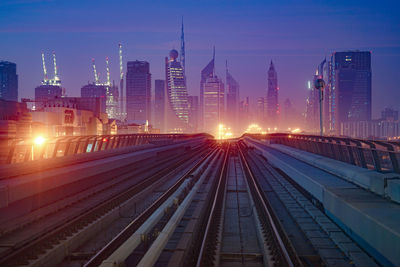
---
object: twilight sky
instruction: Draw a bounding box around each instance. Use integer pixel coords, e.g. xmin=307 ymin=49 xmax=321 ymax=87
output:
xmin=1 ymin=0 xmax=399 ymax=118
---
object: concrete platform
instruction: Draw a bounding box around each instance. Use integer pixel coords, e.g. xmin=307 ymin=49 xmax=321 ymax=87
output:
xmin=244 ymin=137 xmax=400 ymax=267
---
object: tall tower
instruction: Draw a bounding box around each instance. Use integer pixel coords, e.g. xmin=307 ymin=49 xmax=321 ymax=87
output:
xmin=126 ymin=61 xmax=151 ymax=123
xmin=180 ymin=17 xmax=185 ymax=74
xmin=331 ymin=51 xmax=371 ymax=135
xmin=203 ymin=75 xmax=224 ymax=134
xmin=199 ymin=48 xmax=215 ymax=131
xmin=266 ymin=60 xmax=278 ymax=126
xmin=165 ymin=49 xmax=189 ymax=132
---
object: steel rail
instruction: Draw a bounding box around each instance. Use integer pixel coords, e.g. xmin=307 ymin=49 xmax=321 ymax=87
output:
xmin=0 ymin=145 xmax=213 ymax=267
xmin=238 ymin=144 xmax=298 ymax=267
xmin=85 ymin=147 xmax=219 ymax=267
xmin=196 ymin=143 xmax=230 ymax=267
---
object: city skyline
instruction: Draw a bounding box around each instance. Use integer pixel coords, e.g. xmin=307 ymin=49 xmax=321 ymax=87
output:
xmin=1 ymin=0 xmax=399 ymax=119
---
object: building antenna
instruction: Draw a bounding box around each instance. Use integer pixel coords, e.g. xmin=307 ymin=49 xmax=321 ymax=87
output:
xmin=106 ymin=57 xmax=111 ymax=86
xmin=41 ymin=52 xmax=48 ymax=83
xmin=92 ymin=58 xmax=99 ymax=85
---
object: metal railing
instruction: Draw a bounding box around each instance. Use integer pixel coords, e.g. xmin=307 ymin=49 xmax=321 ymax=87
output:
xmin=0 ymin=133 xmax=212 ymax=164
xmin=245 ymin=133 xmax=400 ymax=174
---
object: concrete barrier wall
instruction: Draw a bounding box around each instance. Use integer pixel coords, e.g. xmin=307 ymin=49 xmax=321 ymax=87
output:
xmin=0 ymin=138 xmax=206 ymax=225
xmin=244 ymin=137 xmax=400 ymax=266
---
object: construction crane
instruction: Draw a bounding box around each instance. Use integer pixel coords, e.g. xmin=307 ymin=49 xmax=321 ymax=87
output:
xmin=52 ymin=52 xmax=61 ymax=84
xmin=92 ymin=58 xmax=100 ymax=85
xmin=41 ymin=52 xmax=48 ymax=84
xmin=106 ymin=57 xmax=111 ymax=86
xmin=119 ymin=43 xmax=124 ymax=119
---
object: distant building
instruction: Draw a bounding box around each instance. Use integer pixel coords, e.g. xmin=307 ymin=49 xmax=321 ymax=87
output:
xmin=381 ymin=107 xmax=398 ymax=122
xmin=81 ymin=83 xmax=107 ymax=114
xmin=165 ymin=50 xmax=189 ymax=132
xmin=154 ymin=79 xmax=165 ymax=132
xmin=226 ymin=62 xmax=239 ymax=132
xmin=256 ymin=97 xmax=266 ymax=126
xmin=126 ymin=61 xmax=151 ymax=123
xmin=342 ymin=107 xmax=399 ymax=140
xmin=35 ymin=85 xmax=63 ymax=108
xmin=203 ymin=75 xmax=224 ymax=134
xmin=0 ymin=61 xmax=18 ymax=102
xmin=239 ymin=97 xmax=250 ymax=132
xmin=0 ymin=99 xmax=31 ymax=138
xmin=199 ymin=50 xmax=215 ymax=131
xmin=266 ymin=61 xmax=278 ymax=126
xmin=40 ymin=97 xmax=105 ymax=116
xmin=188 ymin=95 xmax=199 ymax=132
xmin=332 ymin=51 xmax=372 ymax=134
xmin=104 ymin=84 xmax=119 ymax=119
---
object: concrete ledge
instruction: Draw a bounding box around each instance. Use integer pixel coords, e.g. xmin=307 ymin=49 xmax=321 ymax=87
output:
xmin=387 ymin=179 xmax=400 ymax=203
xmin=247 ymin=138 xmax=400 ymax=203
xmin=324 ymin=188 xmax=400 ymax=267
xmin=244 ymin=137 xmax=400 ymax=266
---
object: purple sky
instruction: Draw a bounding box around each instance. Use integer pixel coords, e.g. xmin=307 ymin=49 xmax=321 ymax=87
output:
xmin=1 ymin=0 xmax=399 ymax=118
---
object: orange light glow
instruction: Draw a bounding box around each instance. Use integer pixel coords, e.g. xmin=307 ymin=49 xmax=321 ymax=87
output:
xmin=34 ymin=136 xmax=46 ymax=145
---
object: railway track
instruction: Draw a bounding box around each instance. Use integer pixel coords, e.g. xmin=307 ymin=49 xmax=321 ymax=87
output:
xmin=101 ymin=142 xmax=302 ymax=267
xmin=0 ymin=142 xmax=214 ymax=267
xmin=1 ymin=139 xmax=378 ymax=267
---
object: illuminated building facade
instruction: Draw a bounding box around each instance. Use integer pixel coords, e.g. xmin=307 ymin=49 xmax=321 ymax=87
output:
xmin=126 ymin=61 xmax=151 ymax=123
xmin=331 ymin=51 xmax=371 ymax=134
xmin=0 ymin=61 xmax=18 ymax=102
xmin=199 ymin=50 xmax=215 ymax=131
xmin=203 ymin=75 xmax=224 ymax=134
xmin=266 ymin=61 xmax=278 ymax=126
xmin=165 ymin=50 xmax=189 ymax=132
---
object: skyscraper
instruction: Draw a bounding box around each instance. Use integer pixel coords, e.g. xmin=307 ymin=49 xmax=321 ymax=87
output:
xmin=331 ymin=51 xmax=371 ymax=134
xmin=165 ymin=50 xmax=189 ymax=132
xmin=226 ymin=61 xmax=239 ymax=132
xmin=203 ymin=75 xmax=224 ymax=134
xmin=154 ymin=79 xmax=165 ymax=132
xmin=0 ymin=61 xmax=18 ymax=102
xmin=266 ymin=61 xmax=278 ymax=126
xmin=126 ymin=61 xmax=151 ymax=123
xmin=199 ymin=48 xmax=215 ymax=131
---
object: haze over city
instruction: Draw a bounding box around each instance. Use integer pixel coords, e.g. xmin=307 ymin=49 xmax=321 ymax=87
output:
xmin=2 ymin=1 xmax=400 ymax=267
xmin=1 ymin=0 xmax=400 ymax=120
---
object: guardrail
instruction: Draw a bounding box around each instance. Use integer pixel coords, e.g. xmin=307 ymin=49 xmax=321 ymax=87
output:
xmin=0 ymin=133 xmax=212 ymax=164
xmin=245 ymin=133 xmax=400 ymax=174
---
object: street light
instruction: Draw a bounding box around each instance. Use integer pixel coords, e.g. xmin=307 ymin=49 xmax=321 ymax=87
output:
xmin=314 ymin=78 xmax=325 ymax=136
